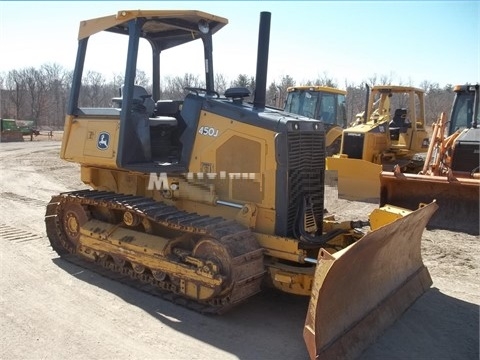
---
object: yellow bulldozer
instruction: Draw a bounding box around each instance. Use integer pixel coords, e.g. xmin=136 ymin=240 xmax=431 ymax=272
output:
xmin=326 ymin=85 xmax=431 ymax=201
xmin=380 ymin=84 xmax=479 ymax=235
xmin=284 ymin=86 xmax=347 ymax=156
xmin=45 ymin=10 xmax=438 ymax=359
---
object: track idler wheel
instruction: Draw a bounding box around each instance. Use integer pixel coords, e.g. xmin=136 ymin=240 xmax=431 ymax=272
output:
xmin=60 ymin=202 xmax=90 ymax=253
xmin=192 ymin=238 xmax=233 ymax=295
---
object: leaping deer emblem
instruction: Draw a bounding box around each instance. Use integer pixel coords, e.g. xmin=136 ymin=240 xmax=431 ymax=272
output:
xmin=97 ymin=132 xmax=110 ymax=150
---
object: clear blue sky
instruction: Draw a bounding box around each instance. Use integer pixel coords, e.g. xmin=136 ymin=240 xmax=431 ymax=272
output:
xmin=0 ymin=1 xmax=478 ymax=88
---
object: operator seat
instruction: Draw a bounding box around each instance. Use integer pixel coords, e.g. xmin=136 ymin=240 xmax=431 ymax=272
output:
xmin=112 ymin=85 xmax=155 ymax=116
xmin=111 ymin=85 xmax=155 ymax=162
xmin=391 ymin=108 xmax=407 ymax=128
xmin=132 ymin=85 xmax=155 ymax=116
xmin=389 ymin=108 xmax=408 ymax=141
xmin=321 ymin=111 xmax=333 ymax=124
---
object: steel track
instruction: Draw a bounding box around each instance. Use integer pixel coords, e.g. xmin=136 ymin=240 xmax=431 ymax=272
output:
xmin=45 ymin=189 xmax=265 ymax=314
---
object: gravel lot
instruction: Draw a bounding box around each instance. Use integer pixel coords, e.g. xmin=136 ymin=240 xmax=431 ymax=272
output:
xmin=0 ymin=138 xmax=478 ymax=360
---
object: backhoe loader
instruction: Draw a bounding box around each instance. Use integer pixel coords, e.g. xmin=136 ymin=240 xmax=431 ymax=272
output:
xmin=284 ymin=86 xmax=347 ymax=155
xmin=326 ymin=85 xmax=430 ymax=201
xmin=44 ymin=10 xmax=437 ymax=359
xmin=380 ymin=84 xmax=479 ymax=235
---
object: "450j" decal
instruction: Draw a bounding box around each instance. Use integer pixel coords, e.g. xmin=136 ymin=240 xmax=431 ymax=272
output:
xmin=198 ymin=126 xmax=219 ymax=137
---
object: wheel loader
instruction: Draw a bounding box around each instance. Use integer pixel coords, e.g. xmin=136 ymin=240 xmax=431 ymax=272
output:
xmin=284 ymin=86 xmax=347 ymax=156
xmin=380 ymin=84 xmax=480 ymax=235
xmin=44 ymin=10 xmax=438 ymax=359
xmin=326 ymin=85 xmax=430 ymax=201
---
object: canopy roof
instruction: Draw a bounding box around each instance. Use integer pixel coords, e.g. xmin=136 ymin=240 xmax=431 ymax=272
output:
xmin=287 ymin=86 xmax=347 ymax=95
xmin=78 ymin=10 xmax=228 ymax=50
xmin=372 ymin=85 xmax=424 ymax=94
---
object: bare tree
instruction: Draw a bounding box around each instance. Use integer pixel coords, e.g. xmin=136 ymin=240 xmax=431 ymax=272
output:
xmin=0 ymin=63 xmax=460 ymax=132
xmin=365 ymin=73 xmax=378 ymax=87
xmin=0 ymin=72 xmax=6 ymax=118
xmin=105 ymin=73 xmax=125 ymax=106
xmin=42 ymin=63 xmax=70 ymax=128
xmin=21 ymin=67 xmax=42 ymax=120
xmin=313 ymin=72 xmax=338 ymax=88
xmin=80 ymin=71 xmax=107 ymax=107
xmin=135 ymin=69 xmax=150 ymax=88
xmin=214 ymin=73 xmax=228 ymax=95
xmin=363 ymin=73 xmax=392 ymax=87
xmin=420 ymin=80 xmax=455 ymax=126
xmin=344 ymin=80 xmax=367 ymax=123
xmin=274 ymin=75 xmax=295 ymax=108
xmin=162 ymin=73 xmax=203 ymax=100
xmin=379 ymin=73 xmax=394 ymax=86
xmin=5 ymin=70 xmax=27 ymax=119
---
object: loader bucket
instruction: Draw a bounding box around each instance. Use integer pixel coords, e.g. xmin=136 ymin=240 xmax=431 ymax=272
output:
xmin=304 ymin=201 xmax=438 ymax=360
xmin=326 ymin=157 xmax=381 ymax=202
xmin=380 ymin=171 xmax=480 ymax=235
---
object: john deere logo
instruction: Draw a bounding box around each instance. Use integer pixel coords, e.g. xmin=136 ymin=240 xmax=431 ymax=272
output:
xmin=97 ymin=132 xmax=110 ymax=150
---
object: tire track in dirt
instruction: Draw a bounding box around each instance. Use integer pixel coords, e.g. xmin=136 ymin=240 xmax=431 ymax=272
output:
xmin=0 ymin=192 xmax=46 ymax=207
xmin=0 ymin=224 xmax=44 ymax=244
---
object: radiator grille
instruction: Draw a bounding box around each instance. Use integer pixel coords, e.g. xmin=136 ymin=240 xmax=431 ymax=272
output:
xmin=343 ymin=132 xmax=364 ymax=159
xmin=285 ymin=131 xmax=325 ymax=236
xmin=451 ymin=143 xmax=480 ymax=172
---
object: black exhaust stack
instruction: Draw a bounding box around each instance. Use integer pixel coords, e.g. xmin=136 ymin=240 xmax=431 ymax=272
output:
xmin=253 ymin=12 xmax=271 ymax=109
xmin=363 ymin=83 xmax=370 ymax=124
xmin=472 ymin=84 xmax=479 ymax=128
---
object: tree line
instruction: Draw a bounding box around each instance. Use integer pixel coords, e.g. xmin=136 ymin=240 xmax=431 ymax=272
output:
xmin=0 ymin=63 xmax=457 ymax=130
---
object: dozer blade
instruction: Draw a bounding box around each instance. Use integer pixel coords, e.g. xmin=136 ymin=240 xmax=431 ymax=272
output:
xmin=303 ymin=201 xmax=438 ymax=360
xmin=326 ymin=157 xmax=381 ymax=202
xmin=380 ymin=171 xmax=479 ymax=235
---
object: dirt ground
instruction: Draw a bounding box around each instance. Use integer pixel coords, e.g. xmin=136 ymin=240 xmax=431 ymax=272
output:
xmin=0 ymin=136 xmax=478 ymax=360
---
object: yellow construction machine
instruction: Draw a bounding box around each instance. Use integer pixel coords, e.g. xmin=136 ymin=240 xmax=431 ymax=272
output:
xmin=45 ymin=10 xmax=438 ymax=359
xmin=381 ymin=84 xmax=479 ymax=235
xmin=326 ymin=85 xmax=430 ymax=201
xmin=284 ymin=86 xmax=347 ymax=155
